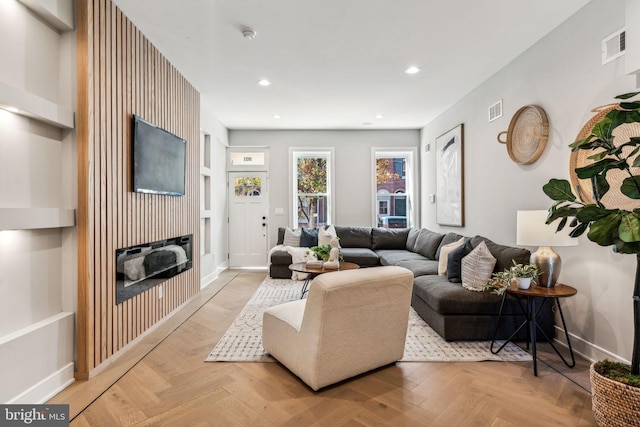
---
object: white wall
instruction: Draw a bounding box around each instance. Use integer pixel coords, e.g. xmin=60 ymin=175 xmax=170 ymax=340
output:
xmin=230 ymin=130 xmax=419 ymax=247
xmin=200 ymin=97 xmax=229 ymax=286
xmin=0 ymin=0 xmax=75 ymax=403
xmin=420 ymin=0 xmax=638 ymax=363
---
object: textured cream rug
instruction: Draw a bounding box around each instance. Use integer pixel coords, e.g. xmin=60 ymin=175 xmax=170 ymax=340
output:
xmin=206 ymin=277 xmax=532 ymax=363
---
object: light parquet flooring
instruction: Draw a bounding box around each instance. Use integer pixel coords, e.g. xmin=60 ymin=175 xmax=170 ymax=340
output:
xmin=50 ymin=270 xmax=596 ymax=426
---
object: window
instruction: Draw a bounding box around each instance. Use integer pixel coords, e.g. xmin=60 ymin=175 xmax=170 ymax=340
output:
xmin=373 ymin=149 xmax=417 ymax=228
xmin=234 ymin=176 xmax=262 ymax=197
xmin=291 ymin=149 xmax=334 ymax=229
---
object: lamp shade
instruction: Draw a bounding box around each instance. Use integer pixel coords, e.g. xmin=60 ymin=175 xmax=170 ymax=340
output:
xmin=516 ymin=210 xmax=578 ymax=247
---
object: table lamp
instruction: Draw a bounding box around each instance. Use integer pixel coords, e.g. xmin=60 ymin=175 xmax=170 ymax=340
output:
xmin=516 ymin=210 xmax=578 ymax=287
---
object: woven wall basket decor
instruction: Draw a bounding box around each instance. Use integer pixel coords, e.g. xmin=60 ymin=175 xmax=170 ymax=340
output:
xmin=497 ymin=105 xmax=549 ymax=164
xmin=569 ymin=104 xmax=640 ymax=210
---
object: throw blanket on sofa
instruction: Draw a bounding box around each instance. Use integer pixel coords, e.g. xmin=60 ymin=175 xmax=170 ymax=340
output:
xmin=268 ymin=244 xmax=316 ymax=280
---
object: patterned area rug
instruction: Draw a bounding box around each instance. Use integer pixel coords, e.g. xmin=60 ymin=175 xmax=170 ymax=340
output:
xmin=206 ymin=277 xmax=532 ymax=363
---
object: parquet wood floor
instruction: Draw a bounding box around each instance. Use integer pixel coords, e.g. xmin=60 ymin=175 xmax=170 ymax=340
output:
xmin=50 ymin=270 xmax=596 ymax=426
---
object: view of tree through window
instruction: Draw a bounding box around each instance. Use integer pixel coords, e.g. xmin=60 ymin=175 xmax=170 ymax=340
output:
xmin=376 ymin=157 xmax=407 ymax=228
xmin=297 ymin=157 xmax=328 ymax=228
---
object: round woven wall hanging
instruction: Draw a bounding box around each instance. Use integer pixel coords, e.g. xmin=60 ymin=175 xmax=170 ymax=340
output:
xmin=569 ymin=105 xmax=640 ymax=210
xmin=497 ymin=105 xmax=549 ymax=164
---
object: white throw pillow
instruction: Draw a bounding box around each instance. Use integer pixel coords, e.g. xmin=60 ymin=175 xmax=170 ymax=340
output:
xmin=283 ymin=228 xmax=301 ymax=247
xmin=461 ymin=241 xmax=497 ymax=292
xmin=437 ymin=237 xmax=465 ymax=275
xmin=318 ymin=225 xmax=338 ymax=246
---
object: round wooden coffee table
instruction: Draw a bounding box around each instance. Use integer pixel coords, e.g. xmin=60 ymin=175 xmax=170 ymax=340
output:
xmin=289 ymin=261 xmax=360 ymax=298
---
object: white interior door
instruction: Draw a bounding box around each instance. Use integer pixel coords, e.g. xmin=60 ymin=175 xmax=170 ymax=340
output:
xmin=228 ymin=172 xmax=268 ymax=267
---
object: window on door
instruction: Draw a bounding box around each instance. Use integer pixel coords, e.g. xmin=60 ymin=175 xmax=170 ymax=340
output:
xmin=291 ymin=149 xmax=334 ymax=229
xmin=373 ymin=149 xmax=416 ymax=228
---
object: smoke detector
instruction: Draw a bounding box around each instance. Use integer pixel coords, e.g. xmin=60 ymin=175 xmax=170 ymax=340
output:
xmin=242 ymin=29 xmax=256 ymax=39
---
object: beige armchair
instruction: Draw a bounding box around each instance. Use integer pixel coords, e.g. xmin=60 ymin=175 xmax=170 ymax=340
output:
xmin=262 ymin=266 xmax=414 ymax=391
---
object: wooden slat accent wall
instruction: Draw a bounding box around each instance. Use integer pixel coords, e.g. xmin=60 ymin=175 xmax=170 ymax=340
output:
xmin=76 ymin=0 xmax=200 ymax=378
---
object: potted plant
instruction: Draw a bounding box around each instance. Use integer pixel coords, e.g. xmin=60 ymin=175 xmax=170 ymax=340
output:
xmin=483 ymin=261 xmax=541 ymax=294
xmin=542 ymin=91 xmax=640 ymax=426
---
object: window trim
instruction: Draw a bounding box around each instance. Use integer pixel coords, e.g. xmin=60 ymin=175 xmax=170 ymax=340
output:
xmin=289 ymin=147 xmax=335 ymax=229
xmin=371 ymin=148 xmax=418 ymax=228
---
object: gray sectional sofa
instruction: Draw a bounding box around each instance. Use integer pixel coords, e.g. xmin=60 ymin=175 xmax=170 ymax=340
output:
xmin=269 ymin=226 xmax=554 ymax=341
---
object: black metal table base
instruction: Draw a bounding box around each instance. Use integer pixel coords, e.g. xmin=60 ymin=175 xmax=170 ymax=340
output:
xmin=490 ymin=292 xmax=576 ymax=376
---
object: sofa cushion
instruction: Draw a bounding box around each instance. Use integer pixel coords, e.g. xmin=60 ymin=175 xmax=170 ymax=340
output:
xmin=339 ymin=248 xmax=379 ymax=266
xmin=396 ymin=259 xmax=439 ymax=277
xmin=435 ymin=232 xmax=466 ymax=260
xmin=437 ymin=237 xmax=466 ymax=275
xmin=414 ymin=229 xmax=445 ymax=260
xmin=371 ymin=227 xmax=410 ymax=250
xmin=446 ymin=240 xmax=474 ymax=283
xmin=412 ymin=274 xmax=516 ymax=315
xmin=277 ymin=227 xmax=286 ymax=245
xmin=461 ymin=241 xmax=496 ymax=292
xmin=284 ymin=228 xmax=301 ymax=247
xmin=470 ymin=235 xmax=531 ymax=273
xmin=300 ymin=228 xmax=319 ymax=247
xmin=318 ymin=225 xmax=338 ymax=246
xmin=406 ymin=228 xmax=420 ymax=251
xmin=376 ymin=249 xmax=427 ymax=266
xmin=335 ymin=226 xmax=372 ymax=248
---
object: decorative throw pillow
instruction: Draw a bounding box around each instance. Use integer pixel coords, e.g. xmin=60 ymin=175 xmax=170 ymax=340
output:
xmin=437 ymin=237 xmax=466 ymax=275
xmin=318 ymin=225 xmax=338 ymax=246
xmin=461 ymin=241 xmax=497 ymax=292
xmin=283 ymin=228 xmax=301 ymax=247
xmin=446 ymin=240 xmax=474 ymax=283
xmin=300 ymin=228 xmax=319 ymax=247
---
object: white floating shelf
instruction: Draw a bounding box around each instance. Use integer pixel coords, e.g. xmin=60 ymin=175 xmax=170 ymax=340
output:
xmin=0 ymin=208 xmax=76 ymax=230
xmin=0 ymin=81 xmax=75 ymax=129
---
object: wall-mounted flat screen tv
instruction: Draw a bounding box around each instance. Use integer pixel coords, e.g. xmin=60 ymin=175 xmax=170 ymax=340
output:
xmin=133 ymin=115 xmax=186 ymax=196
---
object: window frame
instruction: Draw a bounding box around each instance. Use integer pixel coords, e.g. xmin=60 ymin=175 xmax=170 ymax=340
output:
xmin=289 ymin=148 xmax=335 ymax=229
xmin=371 ymin=148 xmax=418 ymax=229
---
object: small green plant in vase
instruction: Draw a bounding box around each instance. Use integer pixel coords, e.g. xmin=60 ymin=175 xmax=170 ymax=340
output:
xmin=483 ymin=261 xmax=541 ymax=295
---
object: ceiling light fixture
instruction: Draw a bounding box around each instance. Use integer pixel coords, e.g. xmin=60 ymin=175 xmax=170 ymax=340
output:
xmin=375 ymin=114 xmax=384 ymax=119
xmin=273 ymin=114 xmax=281 ymax=119
xmin=404 ymin=66 xmax=421 ymax=74
xmin=257 ymin=79 xmax=271 ymax=87
xmin=242 ymin=28 xmax=256 ymax=39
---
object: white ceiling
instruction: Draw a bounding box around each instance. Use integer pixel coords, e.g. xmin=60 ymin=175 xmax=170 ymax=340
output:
xmin=111 ymin=0 xmax=591 ymax=130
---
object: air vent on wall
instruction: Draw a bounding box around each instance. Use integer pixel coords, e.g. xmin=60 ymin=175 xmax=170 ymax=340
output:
xmin=602 ymin=28 xmax=626 ymax=65
xmin=488 ymin=99 xmax=503 ymax=122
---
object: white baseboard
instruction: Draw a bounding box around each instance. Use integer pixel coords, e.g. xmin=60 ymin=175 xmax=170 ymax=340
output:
xmin=200 ymin=262 xmax=228 ymax=289
xmin=0 ymin=312 xmax=75 ymax=404
xmin=8 ymin=363 xmax=75 ymax=404
xmin=553 ymin=325 xmax=629 ymax=365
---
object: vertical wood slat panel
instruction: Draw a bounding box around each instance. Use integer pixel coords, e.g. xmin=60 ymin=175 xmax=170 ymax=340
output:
xmin=76 ymin=0 xmax=200 ymax=377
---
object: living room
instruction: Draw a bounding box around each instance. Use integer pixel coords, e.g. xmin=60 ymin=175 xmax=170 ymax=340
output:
xmin=1 ymin=0 xmax=639 ymax=424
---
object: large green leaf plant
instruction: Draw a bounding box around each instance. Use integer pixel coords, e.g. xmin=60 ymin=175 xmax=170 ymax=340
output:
xmin=542 ymin=91 xmax=640 ymax=376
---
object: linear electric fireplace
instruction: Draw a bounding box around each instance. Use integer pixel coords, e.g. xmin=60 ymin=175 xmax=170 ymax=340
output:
xmin=115 ymin=234 xmax=192 ymax=304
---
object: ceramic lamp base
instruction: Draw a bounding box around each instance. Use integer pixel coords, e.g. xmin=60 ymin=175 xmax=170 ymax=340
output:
xmin=531 ymin=246 xmax=561 ymax=287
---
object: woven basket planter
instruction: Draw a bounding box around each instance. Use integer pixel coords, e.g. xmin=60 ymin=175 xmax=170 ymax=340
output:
xmin=590 ymin=363 xmax=640 ymax=426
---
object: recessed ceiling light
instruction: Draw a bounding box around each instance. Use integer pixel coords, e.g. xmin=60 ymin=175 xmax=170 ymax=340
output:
xmin=242 ymin=29 xmax=256 ymax=39
xmin=375 ymin=114 xmax=384 ymax=119
xmin=273 ymin=114 xmax=281 ymax=119
xmin=257 ymin=79 xmax=271 ymax=87
xmin=404 ymin=66 xmax=421 ymax=74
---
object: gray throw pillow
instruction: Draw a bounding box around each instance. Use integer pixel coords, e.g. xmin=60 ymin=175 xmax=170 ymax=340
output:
xmin=300 ymin=228 xmax=319 ymax=247
xmin=415 ymin=228 xmax=445 ymax=260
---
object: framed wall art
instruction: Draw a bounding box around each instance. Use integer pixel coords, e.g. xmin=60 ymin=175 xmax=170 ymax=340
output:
xmin=436 ymin=124 xmax=464 ymax=226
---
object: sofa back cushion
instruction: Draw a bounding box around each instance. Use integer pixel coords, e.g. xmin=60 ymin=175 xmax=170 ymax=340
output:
xmin=372 ymin=228 xmax=410 ymax=250
xmin=335 ymin=226 xmax=372 ymax=248
xmin=414 ymin=228 xmax=445 ymax=260
xmin=435 ymin=232 xmax=466 ymax=260
xmin=470 ymin=235 xmax=531 ymax=272
xmin=406 ymin=228 xmax=420 ymax=251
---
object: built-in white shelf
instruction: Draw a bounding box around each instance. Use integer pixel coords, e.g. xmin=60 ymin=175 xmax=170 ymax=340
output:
xmin=0 ymin=208 xmax=75 ymax=230
xmin=0 ymin=81 xmax=75 ymax=129
xmin=17 ymin=0 xmax=74 ymax=32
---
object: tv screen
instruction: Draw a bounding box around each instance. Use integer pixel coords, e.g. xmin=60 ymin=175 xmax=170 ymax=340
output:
xmin=133 ymin=115 xmax=186 ymax=196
